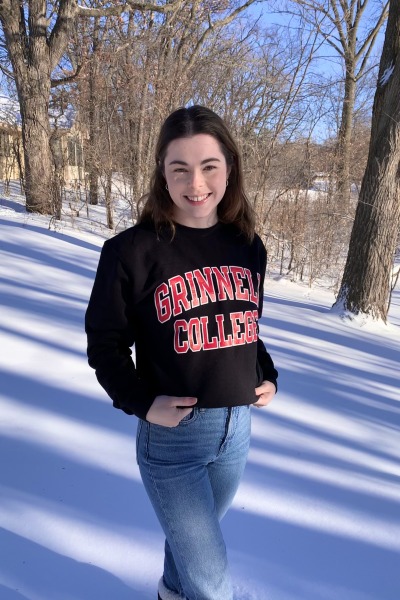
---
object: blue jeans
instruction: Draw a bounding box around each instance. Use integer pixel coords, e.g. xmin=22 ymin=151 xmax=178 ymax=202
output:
xmin=136 ymin=405 xmax=251 ymax=600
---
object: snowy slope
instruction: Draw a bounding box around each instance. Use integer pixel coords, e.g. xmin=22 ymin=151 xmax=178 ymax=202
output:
xmin=0 ymin=188 xmax=399 ymax=600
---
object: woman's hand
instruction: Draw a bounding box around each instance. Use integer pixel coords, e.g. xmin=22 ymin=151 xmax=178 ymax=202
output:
xmin=253 ymin=380 xmax=276 ymax=408
xmin=146 ymin=395 xmax=198 ymax=427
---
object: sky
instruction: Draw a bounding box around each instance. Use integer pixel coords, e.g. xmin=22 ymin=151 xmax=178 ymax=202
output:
xmin=0 ymin=183 xmax=399 ymax=600
xmin=252 ymin=0 xmax=387 ymax=139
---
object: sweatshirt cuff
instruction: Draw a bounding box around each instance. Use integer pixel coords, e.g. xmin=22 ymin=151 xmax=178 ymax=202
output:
xmin=115 ymin=389 xmax=155 ymax=421
xmin=264 ymin=378 xmax=278 ymax=393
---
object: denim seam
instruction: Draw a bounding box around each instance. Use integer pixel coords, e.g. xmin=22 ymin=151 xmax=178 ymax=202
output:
xmin=216 ymin=407 xmax=232 ymax=457
xmin=178 ymin=408 xmax=199 ymax=425
xmin=146 ymin=425 xmax=198 ymax=600
xmin=135 ymin=419 xmax=143 ymax=464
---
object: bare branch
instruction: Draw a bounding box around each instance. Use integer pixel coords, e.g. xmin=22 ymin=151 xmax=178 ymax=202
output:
xmin=49 ymin=0 xmax=79 ymax=71
xmin=281 ymin=3 xmax=344 ymax=56
xmin=0 ymin=63 xmax=15 ymax=80
xmin=330 ymin=0 xmax=348 ymax=52
xmin=49 ymin=0 xmax=206 ymax=72
xmin=184 ymin=0 xmax=259 ymax=72
xmin=75 ymin=0 xmax=183 ymax=18
xmin=351 ymin=0 xmax=367 ymax=33
xmin=355 ymin=0 xmax=389 ymax=61
xmin=50 ymin=64 xmax=83 ymax=88
xmin=0 ymin=0 xmax=29 ymax=70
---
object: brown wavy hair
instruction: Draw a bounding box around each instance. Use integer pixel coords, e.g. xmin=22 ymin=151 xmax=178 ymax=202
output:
xmin=138 ymin=105 xmax=255 ymax=241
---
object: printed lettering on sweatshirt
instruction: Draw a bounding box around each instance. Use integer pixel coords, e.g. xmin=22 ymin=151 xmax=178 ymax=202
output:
xmin=154 ymin=266 xmax=261 ymax=353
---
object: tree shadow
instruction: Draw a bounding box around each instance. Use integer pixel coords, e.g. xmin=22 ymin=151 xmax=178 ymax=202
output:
xmin=0 ymin=585 xmax=30 ymax=600
xmin=1 ymin=530 xmax=150 ymax=600
xmin=223 ymin=508 xmax=400 ymax=600
xmin=234 ymin=289 xmax=400 ymax=598
xmin=0 ymin=239 xmax=96 ymax=281
xmin=0 ymin=218 xmax=102 ymax=254
xmin=0 ymin=197 xmax=26 ymax=214
xmin=0 ymin=374 xmax=162 ymax=599
xmin=1 ymin=214 xmax=400 ymax=599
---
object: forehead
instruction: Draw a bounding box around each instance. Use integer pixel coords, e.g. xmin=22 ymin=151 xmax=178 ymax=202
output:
xmin=165 ymin=134 xmax=225 ymax=164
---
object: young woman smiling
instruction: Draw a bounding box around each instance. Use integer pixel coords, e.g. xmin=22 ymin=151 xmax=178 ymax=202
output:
xmin=85 ymin=105 xmax=278 ymax=600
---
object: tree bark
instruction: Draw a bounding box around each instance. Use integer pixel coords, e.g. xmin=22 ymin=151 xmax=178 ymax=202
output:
xmin=1 ymin=0 xmax=261 ymax=215
xmin=0 ymin=1 xmax=194 ymax=214
xmin=18 ymin=77 xmax=56 ymax=214
xmin=1 ymin=0 xmax=58 ymax=213
xmin=87 ymin=19 xmax=101 ymax=206
xmin=287 ymin=0 xmax=389 ymax=212
xmin=333 ymin=1 xmax=400 ymax=322
xmin=335 ymin=60 xmax=357 ymax=211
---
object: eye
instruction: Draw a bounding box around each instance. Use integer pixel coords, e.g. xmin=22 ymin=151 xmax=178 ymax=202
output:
xmin=173 ymin=167 xmax=187 ymax=173
xmin=203 ymin=165 xmax=217 ymax=171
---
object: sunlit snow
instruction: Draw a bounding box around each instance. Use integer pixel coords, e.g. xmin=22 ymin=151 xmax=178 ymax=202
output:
xmin=1 ymin=183 xmax=399 ymax=600
xmin=379 ymin=63 xmax=395 ymax=86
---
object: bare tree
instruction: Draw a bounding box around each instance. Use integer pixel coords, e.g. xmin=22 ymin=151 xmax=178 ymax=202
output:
xmin=190 ymin=19 xmax=325 ymax=224
xmin=189 ymin=19 xmax=346 ymax=281
xmin=0 ymin=0 xmax=259 ymax=215
xmin=271 ymin=0 xmax=388 ymax=211
xmin=333 ymin=0 xmax=400 ymax=322
xmin=75 ymin=3 xmax=266 ymax=224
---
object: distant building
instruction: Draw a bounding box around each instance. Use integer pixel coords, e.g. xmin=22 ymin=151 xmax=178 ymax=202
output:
xmin=0 ymin=122 xmax=23 ymax=182
xmin=51 ymin=125 xmax=86 ymax=185
xmin=0 ymin=96 xmax=86 ymax=188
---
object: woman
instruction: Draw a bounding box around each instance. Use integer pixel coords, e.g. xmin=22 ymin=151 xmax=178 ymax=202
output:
xmin=85 ymin=105 xmax=278 ymax=600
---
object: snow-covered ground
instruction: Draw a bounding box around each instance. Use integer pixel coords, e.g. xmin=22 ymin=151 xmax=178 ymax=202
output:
xmin=1 ymin=185 xmax=399 ymax=600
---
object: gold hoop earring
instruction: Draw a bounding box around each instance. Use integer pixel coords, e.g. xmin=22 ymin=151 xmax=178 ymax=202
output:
xmin=226 ymin=180 xmax=229 ymax=187
xmin=165 ymin=184 xmax=169 ymax=191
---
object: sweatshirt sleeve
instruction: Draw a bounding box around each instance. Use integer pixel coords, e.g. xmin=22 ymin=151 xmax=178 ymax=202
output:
xmin=256 ymin=238 xmax=278 ymax=391
xmin=85 ymin=240 xmax=155 ymax=420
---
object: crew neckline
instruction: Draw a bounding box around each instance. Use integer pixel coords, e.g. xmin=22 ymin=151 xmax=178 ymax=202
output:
xmin=174 ymin=221 xmax=222 ymax=235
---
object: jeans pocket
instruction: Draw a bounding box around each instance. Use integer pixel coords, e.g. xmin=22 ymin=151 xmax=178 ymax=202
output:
xmin=178 ymin=408 xmax=199 ymax=425
xmin=135 ymin=419 xmax=143 ymax=464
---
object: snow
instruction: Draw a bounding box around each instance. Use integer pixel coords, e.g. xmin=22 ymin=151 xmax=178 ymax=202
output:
xmin=0 ymin=95 xmax=74 ymax=129
xmin=0 ymin=96 xmax=21 ymax=125
xmin=1 ymin=184 xmax=399 ymax=600
xmin=379 ymin=63 xmax=395 ymax=86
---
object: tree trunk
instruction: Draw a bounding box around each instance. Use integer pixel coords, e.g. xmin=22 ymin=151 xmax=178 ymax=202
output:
xmin=335 ymin=64 xmax=357 ymax=212
xmin=19 ymin=78 xmax=59 ymax=214
xmin=87 ymin=18 xmax=100 ymax=206
xmin=105 ymin=172 xmax=114 ymax=230
xmin=333 ymin=2 xmax=400 ymax=322
xmin=0 ymin=1 xmax=61 ymax=215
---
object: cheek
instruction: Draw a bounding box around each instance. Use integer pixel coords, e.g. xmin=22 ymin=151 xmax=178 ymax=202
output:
xmin=167 ymin=174 xmax=185 ymax=186
xmin=215 ymin=172 xmax=228 ymax=188
xmin=165 ymin=176 xmax=177 ymax=193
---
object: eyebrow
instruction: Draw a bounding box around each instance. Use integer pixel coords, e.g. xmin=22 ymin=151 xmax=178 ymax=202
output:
xmin=168 ymin=158 xmax=221 ymax=166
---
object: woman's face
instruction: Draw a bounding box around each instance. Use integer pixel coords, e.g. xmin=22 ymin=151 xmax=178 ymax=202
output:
xmin=163 ymin=134 xmax=230 ymax=228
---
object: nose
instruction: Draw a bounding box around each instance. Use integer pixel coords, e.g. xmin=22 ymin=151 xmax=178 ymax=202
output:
xmin=188 ymin=168 xmax=205 ymax=189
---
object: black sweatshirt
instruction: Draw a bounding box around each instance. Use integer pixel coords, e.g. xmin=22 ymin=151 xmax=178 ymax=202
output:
xmin=85 ymin=220 xmax=278 ymax=420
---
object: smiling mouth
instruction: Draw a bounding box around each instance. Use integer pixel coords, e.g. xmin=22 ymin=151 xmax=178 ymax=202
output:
xmin=184 ymin=193 xmax=212 ymax=203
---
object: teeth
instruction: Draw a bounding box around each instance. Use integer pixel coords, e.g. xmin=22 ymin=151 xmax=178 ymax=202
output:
xmin=186 ymin=194 xmax=209 ymax=202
